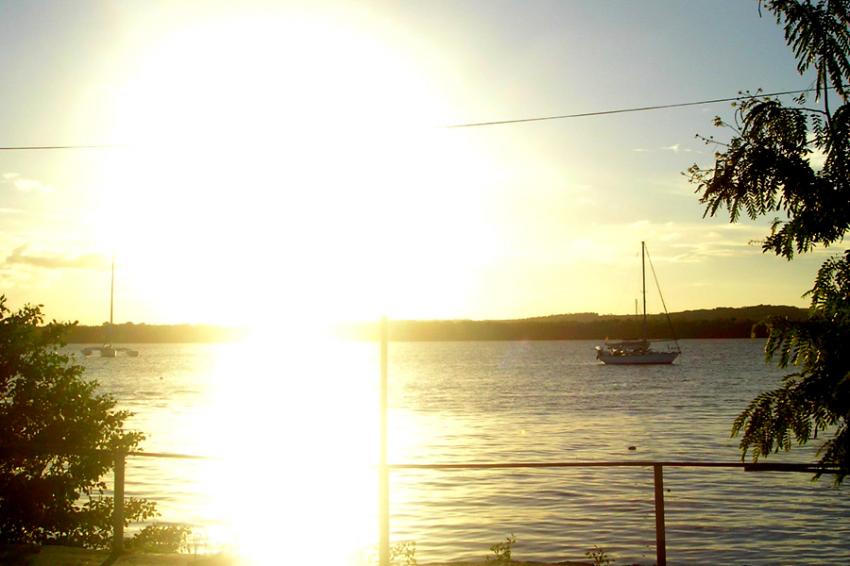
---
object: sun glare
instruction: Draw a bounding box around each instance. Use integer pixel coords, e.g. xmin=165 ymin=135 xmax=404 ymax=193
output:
xmin=191 ymin=335 xmax=386 ymax=564
xmin=88 ymin=6 xmax=500 ymax=327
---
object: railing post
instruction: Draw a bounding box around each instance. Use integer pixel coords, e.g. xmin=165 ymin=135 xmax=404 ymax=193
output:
xmin=653 ymin=464 xmax=667 ymax=566
xmin=378 ymin=316 xmax=390 ymax=566
xmin=112 ymin=449 xmax=126 ymax=556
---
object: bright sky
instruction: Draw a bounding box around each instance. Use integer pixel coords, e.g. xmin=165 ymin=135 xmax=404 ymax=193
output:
xmin=0 ymin=0 xmax=835 ymax=326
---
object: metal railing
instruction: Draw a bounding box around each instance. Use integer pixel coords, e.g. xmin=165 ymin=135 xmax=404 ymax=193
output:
xmin=109 ymin=449 xmax=207 ymax=555
xmin=0 ymin=444 xmax=836 ymax=565
xmin=385 ymin=459 xmax=834 ymax=566
xmin=0 ymin=445 xmax=206 ymax=558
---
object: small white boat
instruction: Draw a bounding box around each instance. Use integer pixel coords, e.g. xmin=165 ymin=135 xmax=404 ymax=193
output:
xmin=81 ymin=345 xmax=138 ymax=358
xmin=80 ymin=258 xmax=139 ymax=358
xmin=595 ymin=339 xmax=679 ymax=365
xmin=596 ymin=242 xmax=681 ymax=365
xmin=82 ymin=345 xmax=115 ymax=357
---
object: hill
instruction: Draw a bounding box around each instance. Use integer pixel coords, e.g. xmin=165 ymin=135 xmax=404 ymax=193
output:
xmin=66 ymin=323 xmax=247 ymax=344
xmin=64 ymin=305 xmax=807 ymax=343
xmin=338 ymin=304 xmax=808 ymax=341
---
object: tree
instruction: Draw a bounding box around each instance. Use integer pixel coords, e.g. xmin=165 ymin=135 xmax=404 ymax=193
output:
xmin=0 ymin=296 xmax=157 ymax=548
xmin=687 ymin=0 xmax=850 ymax=482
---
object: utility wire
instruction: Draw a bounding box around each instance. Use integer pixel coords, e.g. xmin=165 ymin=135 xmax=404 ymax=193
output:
xmin=445 ymin=87 xmax=820 ymax=129
xmin=0 ymin=144 xmax=124 ymax=151
xmin=0 ymin=86 xmax=826 ymax=150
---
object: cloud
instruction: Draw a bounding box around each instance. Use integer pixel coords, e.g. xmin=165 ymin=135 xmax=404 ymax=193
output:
xmin=662 ymin=144 xmax=695 ymax=154
xmin=5 ymin=245 xmax=107 ymax=270
xmin=569 ymin=221 xmax=771 ymax=265
xmin=519 ymin=220 xmax=763 ymax=267
xmin=2 ymin=172 xmax=54 ymax=193
xmin=632 ymin=144 xmax=696 ymax=154
xmin=568 ymin=183 xmax=597 ymax=206
xmin=650 ymin=224 xmax=762 ymax=262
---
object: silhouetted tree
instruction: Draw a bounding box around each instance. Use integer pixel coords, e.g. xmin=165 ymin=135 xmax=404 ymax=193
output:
xmin=687 ymin=0 xmax=850 ymax=482
xmin=0 ymin=297 xmax=159 ymax=548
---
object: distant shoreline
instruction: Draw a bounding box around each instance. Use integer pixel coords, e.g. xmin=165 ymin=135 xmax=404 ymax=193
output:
xmin=63 ymin=304 xmax=806 ymax=343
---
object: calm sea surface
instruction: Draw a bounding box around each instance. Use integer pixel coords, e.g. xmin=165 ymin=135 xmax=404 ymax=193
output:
xmin=72 ymin=339 xmax=850 ymax=565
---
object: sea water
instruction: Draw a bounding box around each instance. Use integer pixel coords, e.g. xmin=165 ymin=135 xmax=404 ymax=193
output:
xmin=74 ymin=339 xmax=850 ymax=565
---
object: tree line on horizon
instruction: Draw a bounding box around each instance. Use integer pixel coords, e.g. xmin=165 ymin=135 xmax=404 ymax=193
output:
xmin=341 ymin=304 xmax=807 ymax=341
xmin=65 ymin=323 xmax=247 ymax=343
xmin=62 ymin=305 xmax=807 ymax=343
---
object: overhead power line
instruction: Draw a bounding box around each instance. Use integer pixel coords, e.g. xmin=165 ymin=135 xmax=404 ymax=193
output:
xmin=0 ymin=144 xmax=123 ymax=151
xmin=444 ymin=87 xmax=820 ymax=129
xmin=0 ymin=86 xmax=828 ymax=150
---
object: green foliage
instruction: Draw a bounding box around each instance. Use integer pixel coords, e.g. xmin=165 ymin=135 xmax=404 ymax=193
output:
xmin=0 ymin=296 xmax=155 ymax=547
xmin=732 ymin=251 xmax=850 ymax=482
xmin=688 ymin=1 xmax=850 ymax=260
xmin=124 ymin=523 xmax=192 ymax=553
xmin=585 ymin=545 xmax=615 ymax=566
xmin=759 ymin=0 xmax=850 ymax=102
xmin=368 ymin=541 xmax=417 ymax=566
xmin=486 ymin=533 xmax=516 ymax=564
xmin=390 ymin=541 xmax=417 ymax=566
xmin=52 ymin=497 xmax=158 ymax=550
xmin=687 ymin=1 xmax=850 ymax=482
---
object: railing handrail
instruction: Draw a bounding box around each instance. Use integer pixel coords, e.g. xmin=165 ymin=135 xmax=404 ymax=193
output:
xmin=2 ymin=444 xmax=837 ymax=472
xmin=3 ymin=443 xmax=840 ymax=564
xmin=0 ymin=444 xmax=209 ymax=460
xmin=388 ymin=460 xmax=837 ymax=472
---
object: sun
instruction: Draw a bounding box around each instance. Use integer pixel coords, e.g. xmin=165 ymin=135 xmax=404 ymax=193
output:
xmin=90 ymin=4 xmax=500 ymax=328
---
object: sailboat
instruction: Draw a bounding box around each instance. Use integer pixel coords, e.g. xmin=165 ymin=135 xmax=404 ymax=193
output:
xmin=595 ymin=242 xmax=680 ymax=365
xmin=82 ymin=258 xmax=139 ymax=358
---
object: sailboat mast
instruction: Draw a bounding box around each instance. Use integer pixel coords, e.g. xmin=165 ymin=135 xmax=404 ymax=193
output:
xmin=641 ymin=241 xmax=647 ymax=341
xmin=110 ymin=257 xmax=115 ymax=326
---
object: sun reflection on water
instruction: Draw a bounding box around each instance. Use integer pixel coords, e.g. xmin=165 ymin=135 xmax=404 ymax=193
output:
xmin=190 ymin=332 xmax=389 ymax=564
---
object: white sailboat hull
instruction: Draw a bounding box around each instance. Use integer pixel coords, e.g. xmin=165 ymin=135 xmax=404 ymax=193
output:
xmin=596 ymin=350 xmax=679 ymax=365
xmin=82 ymin=345 xmax=117 ymax=357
